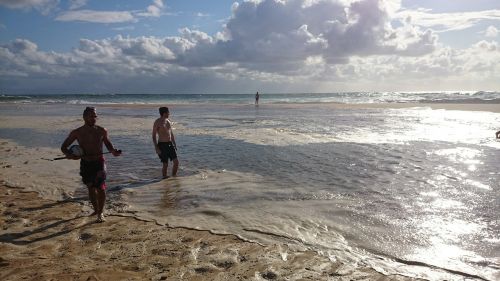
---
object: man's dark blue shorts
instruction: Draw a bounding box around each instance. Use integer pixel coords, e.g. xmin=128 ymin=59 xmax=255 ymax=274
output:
xmin=158 ymin=142 xmax=177 ymax=162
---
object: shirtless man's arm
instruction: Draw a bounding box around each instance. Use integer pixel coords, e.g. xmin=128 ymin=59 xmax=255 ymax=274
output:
xmin=152 ymin=119 xmax=161 ymax=155
xmin=61 ymin=130 xmax=80 ymax=160
xmin=171 ymin=129 xmax=177 ymax=150
xmin=103 ymin=128 xmax=121 ymax=156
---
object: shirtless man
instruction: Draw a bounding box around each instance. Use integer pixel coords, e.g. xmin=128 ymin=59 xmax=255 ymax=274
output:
xmin=153 ymin=107 xmax=179 ymax=179
xmin=61 ymin=107 xmax=121 ymax=222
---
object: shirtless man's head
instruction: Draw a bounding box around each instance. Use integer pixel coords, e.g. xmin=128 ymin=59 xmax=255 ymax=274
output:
xmin=159 ymin=107 xmax=169 ymax=117
xmin=83 ymin=107 xmax=97 ymax=126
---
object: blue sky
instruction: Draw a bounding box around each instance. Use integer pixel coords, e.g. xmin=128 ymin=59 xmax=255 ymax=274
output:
xmin=1 ymin=0 xmax=499 ymax=94
xmin=1 ymin=0 xmax=236 ymax=52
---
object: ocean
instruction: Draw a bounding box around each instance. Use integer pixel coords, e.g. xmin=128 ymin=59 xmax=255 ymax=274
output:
xmin=0 ymin=92 xmax=499 ymax=280
xmin=2 ymin=91 xmax=500 ymax=105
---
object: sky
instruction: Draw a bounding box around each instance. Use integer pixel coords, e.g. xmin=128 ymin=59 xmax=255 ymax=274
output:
xmin=0 ymin=0 xmax=499 ymax=94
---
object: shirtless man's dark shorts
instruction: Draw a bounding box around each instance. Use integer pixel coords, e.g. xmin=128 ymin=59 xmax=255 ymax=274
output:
xmin=158 ymin=141 xmax=177 ymax=163
xmin=80 ymin=156 xmax=107 ymax=190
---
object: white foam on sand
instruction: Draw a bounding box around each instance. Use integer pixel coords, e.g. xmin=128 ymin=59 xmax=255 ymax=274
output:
xmin=113 ymin=169 xmax=475 ymax=281
xmin=0 ymin=139 xmax=81 ymax=200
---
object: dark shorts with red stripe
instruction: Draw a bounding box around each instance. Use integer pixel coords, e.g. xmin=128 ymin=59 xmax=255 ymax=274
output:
xmin=80 ymin=157 xmax=107 ymax=190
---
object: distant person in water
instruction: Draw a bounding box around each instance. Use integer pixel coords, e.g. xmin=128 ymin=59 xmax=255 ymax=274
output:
xmin=60 ymin=107 xmax=122 ymax=223
xmin=496 ymin=130 xmax=500 ymax=139
xmin=153 ymin=107 xmax=179 ymax=179
xmin=255 ymin=91 xmax=260 ymax=105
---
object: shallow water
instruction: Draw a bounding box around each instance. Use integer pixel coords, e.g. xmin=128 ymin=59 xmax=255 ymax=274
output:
xmin=1 ymin=103 xmax=499 ymax=280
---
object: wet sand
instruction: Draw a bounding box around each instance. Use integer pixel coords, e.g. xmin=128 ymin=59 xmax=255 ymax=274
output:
xmin=0 ymin=136 xmax=425 ymax=280
xmin=1 ymin=102 xmax=495 ymax=280
xmin=0 ymin=183 xmax=425 ymax=281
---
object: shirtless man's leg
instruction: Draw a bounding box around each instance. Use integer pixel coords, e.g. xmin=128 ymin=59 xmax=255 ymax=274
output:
xmin=162 ymin=162 xmax=169 ymax=179
xmin=172 ymin=158 xmax=179 ymax=177
xmin=96 ymin=188 xmax=106 ymax=222
xmin=87 ymin=184 xmax=98 ymax=216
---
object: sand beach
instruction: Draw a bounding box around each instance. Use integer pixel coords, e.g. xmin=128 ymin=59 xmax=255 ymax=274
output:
xmin=0 ymin=183 xmax=422 ymax=281
xmin=0 ymin=107 xmax=421 ymax=281
xmin=1 ymin=101 xmax=498 ymax=280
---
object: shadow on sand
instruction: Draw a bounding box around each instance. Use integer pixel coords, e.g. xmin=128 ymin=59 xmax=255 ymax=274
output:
xmin=0 ymin=215 xmax=95 ymax=245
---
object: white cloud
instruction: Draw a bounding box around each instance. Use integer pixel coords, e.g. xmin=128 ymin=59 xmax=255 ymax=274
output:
xmin=484 ymin=25 xmax=498 ymax=38
xmin=69 ymin=0 xmax=87 ymax=10
xmin=136 ymin=0 xmax=164 ymax=18
xmin=0 ymin=39 xmax=72 ymax=77
xmin=1 ymin=0 xmax=167 ymax=22
xmin=57 ymin=0 xmax=167 ymax=23
xmin=112 ymin=25 xmax=135 ymax=31
xmin=396 ymin=9 xmax=500 ymax=32
xmin=153 ymin=0 xmax=164 ymax=8
xmin=315 ymin=41 xmax=500 ymax=90
xmin=171 ymin=0 xmax=436 ymax=70
xmin=0 ymin=36 xmax=177 ymax=77
xmin=2 ymin=33 xmax=498 ymax=93
xmin=0 ymin=0 xmax=58 ymax=15
xmin=1 ymin=0 xmax=499 ymax=93
xmin=55 ymin=10 xmax=136 ymax=23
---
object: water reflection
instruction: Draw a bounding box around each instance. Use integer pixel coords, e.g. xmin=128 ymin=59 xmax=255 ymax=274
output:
xmin=160 ymin=179 xmax=182 ymax=210
xmin=409 ymin=214 xmax=486 ymax=276
xmin=434 ymin=147 xmax=483 ymax=163
xmin=406 ymin=144 xmax=494 ymax=279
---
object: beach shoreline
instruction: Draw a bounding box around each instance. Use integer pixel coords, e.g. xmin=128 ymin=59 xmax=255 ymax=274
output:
xmin=92 ymin=102 xmax=500 ymax=113
xmin=1 ymin=102 xmax=498 ymax=280
xmin=2 ymin=101 xmax=499 ymax=113
xmin=0 ymin=136 xmax=425 ymax=280
xmin=0 ymin=183 xmax=424 ymax=281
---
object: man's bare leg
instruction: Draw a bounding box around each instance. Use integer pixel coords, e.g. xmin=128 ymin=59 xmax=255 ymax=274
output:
xmin=87 ymin=184 xmax=97 ymax=216
xmin=172 ymin=158 xmax=179 ymax=177
xmin=96 ymin=188 xmax=106 ymax=222
xmin=162 ymin=162 xmax=169 ymax=179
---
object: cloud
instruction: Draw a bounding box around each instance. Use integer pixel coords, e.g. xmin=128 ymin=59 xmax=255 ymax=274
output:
xmin=396 ymin=9 xmax=500 ymax=32
xmin=1 ymin=0 xmax=166 ymax=22
xmin=1 ymin=0 xmax=499 ymax=93
xmin=57 ymin=0 xmax=165 ymax=23
xmin=0 ymin=36 xmax=177 ymax=77
xmin=68 ymin=0 xmax=87 ymax=10
xmin=0 ymin=0 xmax=58 ymax=15
xmin=171 ymin=0 xmax=436 ymax=71
xmin=316 ymin=40 xmax=500 ymax=90
xmin=0 ymin=38 xmax=265 ymax=93
xmin=484 ymin=25 xmax=498 ymax=38
xmin=0 ymin=39 xmax=71 ymax=77
xmin=55 ymin=10 xmax=136 ymax=23
xmin=112 ymin=25 xmax=135 ymax=31
xmin=136 ymin=0 xmax=164 ymax=18
xmin=2 ymin=33 xmax=498 ymax=93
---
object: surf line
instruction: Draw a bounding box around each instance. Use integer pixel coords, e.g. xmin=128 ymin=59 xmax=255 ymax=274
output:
xmin=243 ymin=227 xmax=305 ymax=244
xmin=379 ymin=254 xmax=489 ymax=281
xmin=245 ymin=227 xmax=490 ymax=281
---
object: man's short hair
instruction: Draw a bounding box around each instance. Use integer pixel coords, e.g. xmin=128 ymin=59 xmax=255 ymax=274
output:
xmin=83 ymin=107 xmax=96 ymax=117
xmin=159 ymin=107 xmax=169 ymax=116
